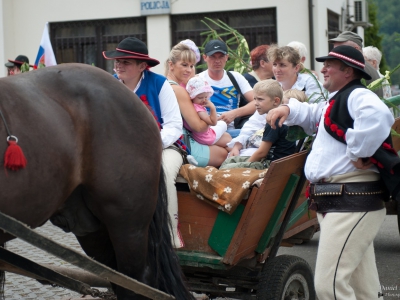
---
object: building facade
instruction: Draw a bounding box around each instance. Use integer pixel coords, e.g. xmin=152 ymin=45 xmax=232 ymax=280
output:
xmin=0 ymin=0 xmax=365 ymax=77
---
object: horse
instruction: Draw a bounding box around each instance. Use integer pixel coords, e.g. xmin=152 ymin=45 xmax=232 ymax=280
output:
xmin=0 ymin=63 xmax=193 ymax=300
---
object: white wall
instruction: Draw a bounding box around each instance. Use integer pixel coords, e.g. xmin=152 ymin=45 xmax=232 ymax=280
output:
xmin=1 ymin=0 xmax=349 ymax=78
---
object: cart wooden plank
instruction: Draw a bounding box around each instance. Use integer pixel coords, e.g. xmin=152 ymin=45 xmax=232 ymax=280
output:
xmin=0 ymin=211 xmax=174 ymax=300
xmin=222 ymin=151 xmax=308 ymax=265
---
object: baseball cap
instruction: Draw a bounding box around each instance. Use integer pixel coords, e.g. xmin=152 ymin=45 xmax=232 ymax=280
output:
xmin=328 ymin=31 xmax=363 ymax=49
xmin=204 ymin=40 xmax=228 ymax=56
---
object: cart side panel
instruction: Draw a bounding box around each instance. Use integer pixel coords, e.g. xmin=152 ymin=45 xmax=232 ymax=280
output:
xmin=222 ymin=152 xmax=308 ymax=265
xmin=178 ymin=191 xmax=219 ymax=253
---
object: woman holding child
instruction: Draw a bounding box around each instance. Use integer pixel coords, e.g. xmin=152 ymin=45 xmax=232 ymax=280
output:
xmin=166 ymin=43 xmax=229 ymax=167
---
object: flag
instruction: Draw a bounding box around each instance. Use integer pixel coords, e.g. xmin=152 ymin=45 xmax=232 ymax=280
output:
xmin=34 ymin=23 xmax=57 ymax=69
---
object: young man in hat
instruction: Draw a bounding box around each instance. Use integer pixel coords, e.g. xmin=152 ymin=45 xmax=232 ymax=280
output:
xmin=5 ymin=55 xmax=32 ymax=76
xmin=198 ymin=40 xmax=255 ymax=137
xmin=329 ymin=31 xmax=383 ymax=97
xmin=103 ymin=37 xmax=185 ymax=248
xmin=267 ymin=45 xmax=393 ymax=299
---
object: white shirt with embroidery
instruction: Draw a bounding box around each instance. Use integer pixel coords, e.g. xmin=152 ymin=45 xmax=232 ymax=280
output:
xmin=285 ymin=88 xmax=394 ymax=183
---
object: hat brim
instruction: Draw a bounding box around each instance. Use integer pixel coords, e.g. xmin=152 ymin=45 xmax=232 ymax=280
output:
xmin=316 ymin=55 xmax=372 ymax=80
xmin=5 ymin=60 xmax=33 ymax=68
xmin=328 ymin=37 xmax=348 ymax=43
xmin=102 ymin=50 xmax=159 ymax=67
xmin=205 ymin=50 xmax=227 ymax=56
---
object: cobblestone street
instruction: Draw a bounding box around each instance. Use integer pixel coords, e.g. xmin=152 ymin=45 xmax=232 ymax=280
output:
xmin=4 ymin=222 xmax=87 ymax=299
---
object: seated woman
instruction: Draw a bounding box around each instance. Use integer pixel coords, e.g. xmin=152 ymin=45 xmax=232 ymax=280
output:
xmin=166 ymin=43 xmax=229 ymax=167
xmin=221 ymin=80 xmax=296 ymax=169
xmin=267 ymin=45 xmax=326 ymax=103
xmin=243 ymin=44 xmax=274 ymax=87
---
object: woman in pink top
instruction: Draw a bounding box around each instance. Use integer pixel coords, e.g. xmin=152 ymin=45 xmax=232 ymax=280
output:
xmin=185 ymin=77 xmax=232 ymax=149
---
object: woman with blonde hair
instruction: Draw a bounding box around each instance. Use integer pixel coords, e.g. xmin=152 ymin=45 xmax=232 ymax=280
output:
xmin=166 ymin=43 xmax=229 ymax=167
xmin=268 ymin=45 xmax=325 ymax=103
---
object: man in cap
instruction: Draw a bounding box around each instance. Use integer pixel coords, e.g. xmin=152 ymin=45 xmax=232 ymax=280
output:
xmin=5 ymin=55 xmax=32 ymax=76
xmin=103 ymin=37 xmax=184 ymax=248
xmin=198 ymin=40 xmax=255 ymax=137
xmin=267 ymin=45 xmax=392 ymax=299
xmin=329 ymin=31 xmax=383 ymax=97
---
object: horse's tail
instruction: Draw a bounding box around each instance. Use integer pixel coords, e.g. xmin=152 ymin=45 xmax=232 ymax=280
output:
xmin=147 ymin=166 xmax=194 ymax=300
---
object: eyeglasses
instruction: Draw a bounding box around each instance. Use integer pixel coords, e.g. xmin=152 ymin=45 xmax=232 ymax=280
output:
xmin=114 ymin=59 xmax=135 ymax=67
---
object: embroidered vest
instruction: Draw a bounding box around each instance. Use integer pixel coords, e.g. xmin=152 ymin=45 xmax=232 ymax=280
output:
xmin=136 ymin=70 xmax=165 ymax=125
xmin=324 ymin=79 xmax=400 ymax=199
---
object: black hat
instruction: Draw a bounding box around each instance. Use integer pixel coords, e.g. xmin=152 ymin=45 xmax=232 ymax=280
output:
xmin=102 ymin=37 xmax=160 ymax=67
xmin=5 ymin=55 xmax=32 ymax=68
xmin=204 ymin=40 xmax=228 ymax=56
xmin=315 ymin=45 xmax=372 ymax=80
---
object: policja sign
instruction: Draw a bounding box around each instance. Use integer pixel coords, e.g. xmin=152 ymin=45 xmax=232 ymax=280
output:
xmin=140 ymin=0 xmax=171 ymax=15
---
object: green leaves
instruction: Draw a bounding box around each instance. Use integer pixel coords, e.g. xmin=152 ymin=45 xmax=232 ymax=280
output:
xmin=199 ymin=17 xmax=251 ymax=73
xmin=20 ymin=62 xmax=30 ymax=73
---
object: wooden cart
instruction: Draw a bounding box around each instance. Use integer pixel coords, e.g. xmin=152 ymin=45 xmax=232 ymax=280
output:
xmin=176 ymin=151 xmax=317 ymax=299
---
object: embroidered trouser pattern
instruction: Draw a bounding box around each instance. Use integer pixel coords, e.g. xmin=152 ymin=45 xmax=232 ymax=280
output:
xmin=314 ymin=208 xmax=386 ymax=300
xmin=162 ymin=148 xmax=184 ymax=248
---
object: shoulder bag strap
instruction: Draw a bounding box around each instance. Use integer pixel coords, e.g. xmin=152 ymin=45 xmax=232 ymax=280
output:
xmin=227 ymin=71 xmax=247 ymax=107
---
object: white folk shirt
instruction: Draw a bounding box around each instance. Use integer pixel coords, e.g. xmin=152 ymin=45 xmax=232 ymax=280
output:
xmin=285 ymin=88 xmax=394 ymax=183
xmin=133 ymin=72 xmax=183 ymax=149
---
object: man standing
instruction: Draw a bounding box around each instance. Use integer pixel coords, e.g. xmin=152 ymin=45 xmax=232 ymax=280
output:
xmin=329 ymin=31 xmax=383 ymax=97
xmin=198 ymin=40 xmax=255 ymax=136
xmin=267 ymin=45 xmax=393 ymax=299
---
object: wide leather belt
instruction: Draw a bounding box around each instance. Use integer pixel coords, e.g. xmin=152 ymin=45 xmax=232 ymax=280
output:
xmin=309 ymin=181 xmax=387 ymax=213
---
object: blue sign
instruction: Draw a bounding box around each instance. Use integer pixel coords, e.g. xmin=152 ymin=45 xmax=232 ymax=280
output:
xmin=140 ymin=0 xmax=171 ymax=16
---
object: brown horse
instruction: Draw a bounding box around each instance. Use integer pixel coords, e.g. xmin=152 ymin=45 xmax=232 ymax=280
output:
xmin=0 ymin=63 xmax=193 ymax=300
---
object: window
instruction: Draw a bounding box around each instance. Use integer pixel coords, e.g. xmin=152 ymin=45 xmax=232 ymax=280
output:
xmin=327 ymin=10 xmax=340 ymax=51
xmin=50 ymin=17 xmax=147 ymax=73
xmin=171 ymin=8 xmax=277 ymax=71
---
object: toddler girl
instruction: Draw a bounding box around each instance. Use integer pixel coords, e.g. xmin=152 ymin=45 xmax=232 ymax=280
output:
xmin=184 ymin=77 xmax=231 ymax=148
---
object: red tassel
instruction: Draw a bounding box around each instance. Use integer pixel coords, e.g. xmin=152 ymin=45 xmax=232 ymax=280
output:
xmin=4 ymin=141 xmax=27 ymax=171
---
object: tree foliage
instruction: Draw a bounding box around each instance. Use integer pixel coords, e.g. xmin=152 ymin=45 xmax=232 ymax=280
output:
xmin=364 ymin=1 xmax=389 ymax=73
xmin=369 ymin=0 xmax=400 ymax=86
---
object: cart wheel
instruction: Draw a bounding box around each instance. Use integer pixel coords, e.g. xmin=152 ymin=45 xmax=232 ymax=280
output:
xmin=257 ymin=255 xmax=315 ymax=300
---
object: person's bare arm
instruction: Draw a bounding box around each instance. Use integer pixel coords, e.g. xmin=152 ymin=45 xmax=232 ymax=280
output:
xmin=228 ymin=142 xmax=243 ymax=157
xmin=202 ymin=100 xmax=217 ymax=126
xmin=247 ymin=141 xmax=272 ymax=162
xmin=172 ymin=85 xmax=208 ymax=133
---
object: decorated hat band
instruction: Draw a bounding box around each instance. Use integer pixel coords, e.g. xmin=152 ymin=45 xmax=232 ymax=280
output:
xmin=328 ymin=52 xmax=365 ymax=68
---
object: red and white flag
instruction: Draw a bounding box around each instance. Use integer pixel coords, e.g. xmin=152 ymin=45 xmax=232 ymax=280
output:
xmin=34 ymin=23 xmax=57 ymax=68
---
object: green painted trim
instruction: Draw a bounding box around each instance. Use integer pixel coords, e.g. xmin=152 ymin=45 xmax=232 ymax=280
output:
xmin=388 ymin=95 xmax=400 ymax=106
xmin=255 ymin=174 xmax=300 ymax=253
xmin=177 ymin=250 xmax=227 ymax=269
xmin=285 ymin=200 xmax=309 ymax=230
xmin=208 ymin=204 xmax=245 ymax=257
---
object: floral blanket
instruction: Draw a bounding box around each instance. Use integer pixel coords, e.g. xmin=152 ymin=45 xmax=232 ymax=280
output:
xmin=179 ymin=165 xmax=267 ymax=214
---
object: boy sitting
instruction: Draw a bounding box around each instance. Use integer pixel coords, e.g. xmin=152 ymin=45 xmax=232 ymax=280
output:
xmin=220 ymin=79 xmax=296 ymax=169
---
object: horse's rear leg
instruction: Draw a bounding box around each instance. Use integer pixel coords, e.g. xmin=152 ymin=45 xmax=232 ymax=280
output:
xmin=75 ymin=227 xmax=117 ymax=272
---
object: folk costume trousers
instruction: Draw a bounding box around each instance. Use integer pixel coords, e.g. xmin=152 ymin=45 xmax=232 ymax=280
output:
xmin=162 ymin=148 xmax=184 ymax=248
xmin=314 ymin=171 xmax=385 ymax=300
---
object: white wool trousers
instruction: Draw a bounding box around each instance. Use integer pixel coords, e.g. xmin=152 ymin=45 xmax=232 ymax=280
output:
xmin=162 ymin=148 xmax=184 ymax=248
xmin=314 ymin=208 xmax=386 ymax=300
